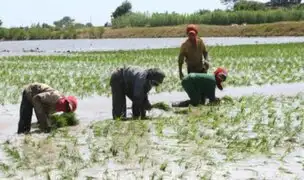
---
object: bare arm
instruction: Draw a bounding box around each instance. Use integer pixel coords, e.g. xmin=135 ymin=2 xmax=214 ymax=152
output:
xmin=201 ymin=41 xmax=208 ymax=61
xmin=178 ymin=45 xmax=185 ymax=80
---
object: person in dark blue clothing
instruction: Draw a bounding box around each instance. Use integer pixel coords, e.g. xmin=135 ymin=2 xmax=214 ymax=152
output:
xmin=110 ymin=66 xmax=166 ymax=120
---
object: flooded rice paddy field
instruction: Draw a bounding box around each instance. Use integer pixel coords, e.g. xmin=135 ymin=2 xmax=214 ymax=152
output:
xmin=0 ymin=43 xmax=303 ymax=105
xmin=1 ymin=93 xmax=303 ymax=180
xmin=0 ymin=41 xmax=303 ymax=179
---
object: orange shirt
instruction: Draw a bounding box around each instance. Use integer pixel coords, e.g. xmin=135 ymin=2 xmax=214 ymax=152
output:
xmin=178 ymin=37 xmax=207 ymax=71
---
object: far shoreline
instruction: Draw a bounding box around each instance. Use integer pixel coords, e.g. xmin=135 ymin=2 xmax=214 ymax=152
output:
xmin=101 ymin=21 xmax=304 ymax=39
xmin=1 ymin=21 xmax=304 ymax=41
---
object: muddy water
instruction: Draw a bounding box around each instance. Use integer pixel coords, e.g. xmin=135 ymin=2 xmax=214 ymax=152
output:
xmin=1 ymin=36 xmax=304 ymax=56
xmin=0 ymin=82 xmax=303 ymax=138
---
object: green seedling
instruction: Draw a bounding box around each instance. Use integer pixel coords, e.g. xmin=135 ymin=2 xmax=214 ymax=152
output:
xmin=151 ymin=102 xmax=172 ymax=111
xmin=1 ymin=43 xmax=304 ymax=104
xmin=50 ymin=112 xmax=79 ymax=128
xmin=159 ymin=161 xmax=168 ymax=171
xmin=1 ymin=43 xmax=304 ymax=179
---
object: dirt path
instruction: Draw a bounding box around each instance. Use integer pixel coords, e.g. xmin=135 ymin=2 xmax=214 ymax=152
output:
xmin=0 ymin=82 xmax=303 ymax=139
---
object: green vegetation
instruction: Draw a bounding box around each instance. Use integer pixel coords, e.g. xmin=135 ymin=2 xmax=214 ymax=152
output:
xmin=0 ymin=42 xmax=303 ymax=104
xmin=111 ymin=9 xmax=304 ymax=28
xmin=0 ymin=16 xmax=104 ymax=40
xmin=1 ymin=93 xmax=303 ymax=179
xmin=1 ymin=2 xmax=304 ymax=40
xmin=50 ymin=112 xmax=80 ymax=128
xmin=111 ymin=0 xmax=132 ymax=19
xmin=0 ymin=34 xmax=303 ymax=179
xmin=110 ymin=0 xmax=304 ymax=28
xmin=102 ymin=21 xmax=304 ymax=38
xmin=151 ymin=102 xmax=172 ymax=111
xmin=0 ymin=26 xmax=104 ymax=40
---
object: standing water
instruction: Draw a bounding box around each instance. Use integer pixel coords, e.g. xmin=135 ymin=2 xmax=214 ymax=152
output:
xmin=0 ymin=37 xmax=304 ymax=55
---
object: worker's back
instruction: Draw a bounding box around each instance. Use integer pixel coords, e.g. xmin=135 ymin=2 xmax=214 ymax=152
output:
xmin=183 ymin=73 xmax=216 ymax=95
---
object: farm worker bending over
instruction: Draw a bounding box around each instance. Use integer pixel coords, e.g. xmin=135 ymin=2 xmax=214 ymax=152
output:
xmin=17 ymin=83 xmax=78 ymax=134
xmin=110 ymin=66 xmax=166 ymax=120
xmin=178 ymin=24 xmax=209 ymax=80
xmin=172 ymin=67 xmax=228 ymax=107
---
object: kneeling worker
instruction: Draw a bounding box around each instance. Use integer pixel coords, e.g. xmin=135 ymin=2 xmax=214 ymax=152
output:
xmin=17 ymin=82 xmax=78 ymax=134
xmin=172 ymin=67 xmax=228 ymax=107
xmin=110 ymin=66 xmax=166 ymax=120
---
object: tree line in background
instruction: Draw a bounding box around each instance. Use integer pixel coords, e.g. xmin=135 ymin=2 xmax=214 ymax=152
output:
xmin=0 ymin=0 xmax=303 ymax=40
xmin=0 ymin=16 xmax=104 ymax=40
xmin=110 ymin=0 xmax=304 ymax=28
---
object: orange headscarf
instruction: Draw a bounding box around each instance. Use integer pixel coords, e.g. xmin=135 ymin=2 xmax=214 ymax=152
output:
xmin=186 ymin=24 xmax=198 ymax=35
xmin=186 ymin=24 xmax=198 ymax=45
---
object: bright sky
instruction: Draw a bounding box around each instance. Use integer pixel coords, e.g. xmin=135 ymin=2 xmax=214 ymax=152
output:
xmin=0 ymin=0 xmax=269 ymax=28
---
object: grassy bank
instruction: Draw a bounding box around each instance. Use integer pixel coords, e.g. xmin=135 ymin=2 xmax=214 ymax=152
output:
xmin=102 ymin=21 xmax=304 ymax=38
xmin=1 ymin=21 xmax=304 ymax=40
xmin=0 ymin=43 xmax=303 ymax=104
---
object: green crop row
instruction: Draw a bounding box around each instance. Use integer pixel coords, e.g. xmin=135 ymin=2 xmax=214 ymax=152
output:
xmin=0 ymin=43 xmax=303 ymax=104
xmin=2 ymin=93 xmax=303 ymax=179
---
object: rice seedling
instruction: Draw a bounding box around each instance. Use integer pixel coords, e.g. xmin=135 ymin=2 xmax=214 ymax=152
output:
xmin=0 ymin=43 xmax=303 ymax=104
xmin=50 ymin=112 xmax=79 ymax=129
xmin=151 ymin=102 xmax=171 ymax=111
xmin=0 ymin=42 xmax=303 ymax=179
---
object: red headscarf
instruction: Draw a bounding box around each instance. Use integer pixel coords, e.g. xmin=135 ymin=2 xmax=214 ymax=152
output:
xmin=56 ymin=96 xmax=78 ymax=112
xmin=214 ymin=67 xmax=228 ymax=90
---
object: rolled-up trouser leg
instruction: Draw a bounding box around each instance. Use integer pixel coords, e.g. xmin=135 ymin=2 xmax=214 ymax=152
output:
xmin=110 ymin=70 xmax=127 ymax=120
xmin=182 ymin=79 xmax=200 ymax=106
xmin=17 ymin=90 xmax=33 ymax=134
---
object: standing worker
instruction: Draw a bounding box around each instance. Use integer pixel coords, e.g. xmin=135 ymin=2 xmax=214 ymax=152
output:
xmin=178 ymin=24 xmax=209 ymax=80
xmin=17 ymin=82 xmax=78 ymax=134
xmin=110 ymin=66 xmax=166 ymax=120
xmin=172 ymin=67 xmax=228 ymax=107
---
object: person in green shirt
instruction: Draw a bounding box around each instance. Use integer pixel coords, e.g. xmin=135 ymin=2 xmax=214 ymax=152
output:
xmin=172 ymin=67 xmax=228 ymax=107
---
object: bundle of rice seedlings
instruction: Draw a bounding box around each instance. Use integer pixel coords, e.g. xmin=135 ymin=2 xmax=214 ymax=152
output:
xmin=50 ymin=112 xmax=79 ymax=128
xmin=221 ymin=95 xmax=234 ymax=104
xmin=151 ymin=102 xmax=172 ymax=111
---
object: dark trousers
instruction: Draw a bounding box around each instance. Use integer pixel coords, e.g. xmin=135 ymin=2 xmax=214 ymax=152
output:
xmin=185 ymin=67 xmax=207 ymax=106
xmin=110 ymin=69 xmax=148 ymax=119
xmin=110 ymin=69 xmax=127 ymax=120
xmin=17 ymin=90 xmax=33 ymax=134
